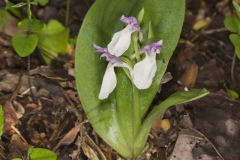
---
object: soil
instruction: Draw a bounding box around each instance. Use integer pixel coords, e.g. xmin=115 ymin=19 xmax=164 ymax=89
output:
xmin=0 ymin=0 xmax=239 ymax=160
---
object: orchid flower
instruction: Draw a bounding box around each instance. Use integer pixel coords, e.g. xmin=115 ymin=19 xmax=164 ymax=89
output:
xmin=94 ymin=44 xmax=132 ymax=100
xmin=107 ymin=15 xmax=140 ymax=57
xmin=133 ymin=40 xmax=163 ymax=89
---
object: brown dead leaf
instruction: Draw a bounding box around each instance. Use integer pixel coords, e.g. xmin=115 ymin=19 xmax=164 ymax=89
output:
xmin=8 ymin=133 xmax=29 ymax=159
xmin=178 ymin=63 xmax=198 ymax=89
xmin=3 ymin=101 xmax=19 ymax=135
xmin=82 ymin=141 xmax=100 ymax=160
xmin=193 ymin=17 xmax=212 ymax=31
xmin=69 ymin=136 xmax=83 ymax=160
xmin=54 ymin=124 xmax=82 ymax=150
xmin=151 ymin=118 xmax=171 ymax=133
xmin=84 ymin=133 xmax=107 ymax=160
xmin=151 ymin=117 xmax=162 ymax=133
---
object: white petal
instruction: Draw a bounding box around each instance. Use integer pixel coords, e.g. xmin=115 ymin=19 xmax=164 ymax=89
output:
xmin=98 ymin=62 xmax=133 ymax=100
xmin=99 ymin=63 xmax=117 ymax=100
xmin=133 ymin=53 xmax=157 ymax=89
xmin=107 ymin=25 xmax=134 ymax=57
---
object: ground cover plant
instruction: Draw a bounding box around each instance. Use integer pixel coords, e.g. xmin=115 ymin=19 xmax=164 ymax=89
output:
xmin=0 ymin=0 xmax=240 ymax=160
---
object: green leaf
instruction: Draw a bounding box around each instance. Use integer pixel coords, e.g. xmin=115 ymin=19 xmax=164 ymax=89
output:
xmin=12 ymin=158 xmax=22 ymax=160
xmin=135 ymin=89 xmax=209 ymax=153
xmin=38 ymin=20 xmax=69 ymax=64
xmin=233 ymin=1 xmax=240 ymax=18
xmin=41 ymin=20 xmax=66 ymax=35
xmin=28 ymin=148 xmax=57 ymax=160
xmin=34 ymin=0 xmax=49 ymax=6
xmin=12 ymin=34 xmax=38 ymax=57
xmin=0 ymin=104 xmax=3 ymax=137
xmin=227 ymin=88 xmax=239 ymax=100
xmin=5 ymin=2 xmax=22 ymax=18
xmin=230 ymin=34 xmax=240 ymax=59
xmin=18 ymin=18 xmax=44 ymax=32
xmin=75 ymin=0 xmax=185 ymax=158
xmin=224 ymin=16 xmax=240 ymax=33
xmin=137 ymin=8 xmax=144 ymax=24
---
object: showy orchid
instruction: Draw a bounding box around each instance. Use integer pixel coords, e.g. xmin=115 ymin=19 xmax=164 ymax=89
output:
xmin=94 ymin=44 xmax=132 ymax=100
xmin=94 ymin=15 xmax=163 ymax=99
xmin=133 ymin=40 xmax=163 ymax=89
xmin=107 ymin=15 xmax=140 ymax=56
xmin=76 ymin=4 xmax=209 ymax=160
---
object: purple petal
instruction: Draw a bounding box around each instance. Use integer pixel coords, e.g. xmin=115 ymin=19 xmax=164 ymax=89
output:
xmin=93 ymin=44 xmax=121 ymax=63
xmin=120 ymin=15 xmax=140 ymax=32
xmin=141 ymin=40 xmax=163 ymax=54
xmin=93 ymin=44 xmax=108 ymax=53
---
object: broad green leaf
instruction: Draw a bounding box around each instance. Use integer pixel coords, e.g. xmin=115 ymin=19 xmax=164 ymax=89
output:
xmin=233 ymin=1 xmax=240 ymax=18
xmin=18 ymin=18 xmax=44 ymax=32
xmin=38 ymin=20 xmax=69 ymax=64
xmin=28 ymin=148 xmax=57 ymax=160
xmin=0 ymin=105 xmax=3 ymax=137
xmin=75 ymin=0 xmax=185 ymax=158
xmin=224 ymin=16 xmax=240 ymax=33
xmin=230 ymin=34 xmax=240 ymax=59
xmin=12 ymin=158 xmax=22 ymax=160
xmin=34 ymin=0 xmax=48 ymax=6
xmin=135 ymin=89 xmax=209 ymax=154
xmin=12 ymin=34 xmax=38 ymax=57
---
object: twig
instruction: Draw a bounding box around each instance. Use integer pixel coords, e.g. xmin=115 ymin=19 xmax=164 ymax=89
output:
xmin=202 ymin=28 xmax=228 ymax=35
xmin=189 ymin=127 xmax=225 ymax=160
xmin=27 ymin=56 xmax=36 ymax=102
xmin=231 ymin=53 xmax=236 ymax=83
xmin=11 ymin=125 xmax=28 ymax=144
xmin=65 ymin=0 xmax=71 ymax=26
xmin=10 ymin=72 xmax=23 ymax=101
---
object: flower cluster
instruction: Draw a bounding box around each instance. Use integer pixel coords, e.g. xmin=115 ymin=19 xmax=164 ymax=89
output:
xmin=94 ymin=15 xmax=163 ymax=100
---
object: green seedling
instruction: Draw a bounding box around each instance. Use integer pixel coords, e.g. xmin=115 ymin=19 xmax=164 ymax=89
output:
xmin=10 ymin=0 xmax=69 ymax=64
xmin=227 ymin=88 xmax=239 ymax=100
xmin=12 ymin=147 xmax=57 ymax=160
xmin=224 ymin=1 xmax=240 ymax=59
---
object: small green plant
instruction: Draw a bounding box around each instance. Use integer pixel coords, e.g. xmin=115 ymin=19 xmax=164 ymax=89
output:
xmin=224 ymin=1 xmax=240 ymax=59
xmin=227 ymin=88 xmax=239 ymax=100
xmin=75 ymin=0 xmax=209 ymax=159
xmin=12 ymin=147 xmax=57 ymax=160
xmin=224 ymin=0 xmax=240 ymax=81
xmin=8 ymin=0 xmax=69 ymax=64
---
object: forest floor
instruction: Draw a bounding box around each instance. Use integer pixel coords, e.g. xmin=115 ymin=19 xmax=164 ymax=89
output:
xmin=0 ymin=0 xmax=240 ymax=160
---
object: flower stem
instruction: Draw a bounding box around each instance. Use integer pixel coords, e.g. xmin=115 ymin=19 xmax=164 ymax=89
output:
xmin=26 ymin=0 xmax=32 ymax=21
xmin=133 ymin=86 xmax=141 ymax=136
xmin=132 ymin=32 xmax=141 ymax=139
xmin=133 ymin=33 xmax=140 ymax=61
